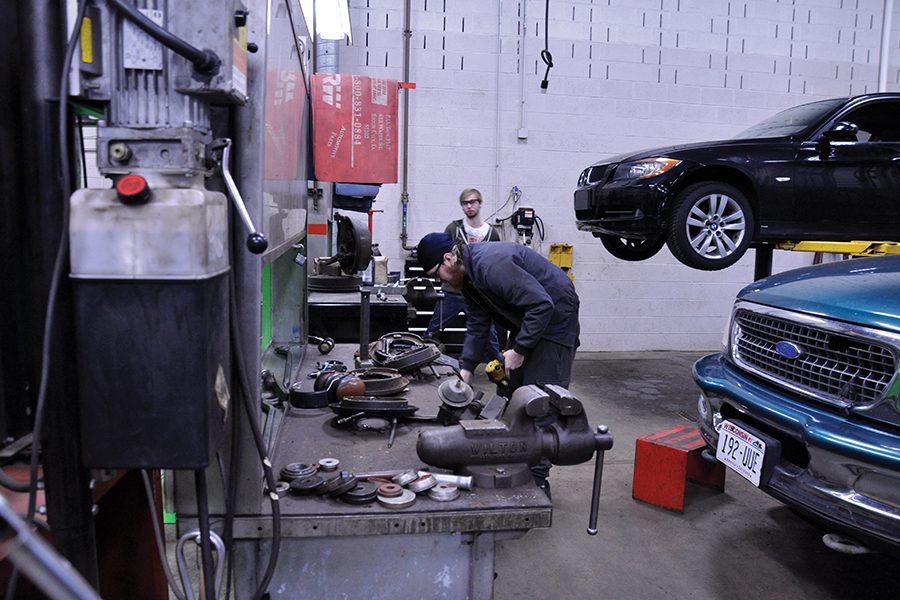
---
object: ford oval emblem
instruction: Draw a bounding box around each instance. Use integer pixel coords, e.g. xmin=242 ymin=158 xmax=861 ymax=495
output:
xmin=775 ymin=341 xmax=805 ymax=360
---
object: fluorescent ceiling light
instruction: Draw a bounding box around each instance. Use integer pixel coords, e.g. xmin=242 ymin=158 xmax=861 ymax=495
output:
xmin=299 ymin=0 xmax=352 ymax=43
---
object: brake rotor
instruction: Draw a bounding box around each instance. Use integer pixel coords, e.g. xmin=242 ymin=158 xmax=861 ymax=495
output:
xmin=428 ymin=483 xmax=460 ymax=502
xmin=349 ymin=367 xmax=410 ymax=396
xmin=377 ymin=483 xmax=403 ymax=498
xmin=290 ymin=475 xmax=326 ymax=495
xmin=377 ymin=489 xmax=416 ymax=509
xmin=407 ymin=473 xmax=437 ymax=494
xmin=341 ymin=481 xmax=379 ymax=505
xmin=327 ymin=474 xmax=360 ymax=498
xmin=334 ymin=213 xmax=372 ymax=274
xmin=280 ymin=462 xmax=318 ymax=482
xmin=316 ymin=472 xmax=345 ymax=495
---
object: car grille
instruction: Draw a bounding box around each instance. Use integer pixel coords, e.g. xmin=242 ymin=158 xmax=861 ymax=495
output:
xmin=733 ymin=307 xmax=898 ymax=407
xmin=577 ymin=165 xmax=609 ymax=186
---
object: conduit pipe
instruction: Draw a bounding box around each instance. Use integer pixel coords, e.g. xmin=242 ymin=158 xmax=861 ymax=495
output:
xmin=400 ymin=0 xmax=415 ymax=249
xmin=879 ymin=0 xmax=894 ymax=91
xmin=493 ymin=1 xmax=503 ymax=216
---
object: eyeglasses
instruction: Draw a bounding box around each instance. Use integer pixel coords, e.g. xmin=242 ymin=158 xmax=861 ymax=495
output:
xmin=460 ymin=199 xmax=480 ymax=206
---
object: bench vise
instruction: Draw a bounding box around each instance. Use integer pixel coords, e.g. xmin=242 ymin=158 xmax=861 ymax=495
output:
xmin=417 ymin=384 xmax=614 ymax=534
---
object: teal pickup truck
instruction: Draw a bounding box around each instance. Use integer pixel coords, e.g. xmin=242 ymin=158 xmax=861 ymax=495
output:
xmin=693 ymin=255 xmax=900 ymax=555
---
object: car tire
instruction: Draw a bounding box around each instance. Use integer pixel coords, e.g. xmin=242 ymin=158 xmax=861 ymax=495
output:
xmin=667 ymin=182 xmax=754 ymax=271
xmin=596 ymin=234 xmax=666 ymax=261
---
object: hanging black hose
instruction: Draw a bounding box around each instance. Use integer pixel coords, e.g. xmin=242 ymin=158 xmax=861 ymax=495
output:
xmin=222 ymin=380 xmax=243 ymax=600
xmin=229 ymin=272 xmax=281 ymax=600
xmin=0 ymin=467 xmax=31 ymax=493
xmin=540 ymin=0 xmax=553 ymax=90
xmin=105 ymin=0 xmax=220 ymax=75
xmin=8 ymin=4 xmax=92 ymax=598
xmin=194 ymin=470 xmax=217 ymax=600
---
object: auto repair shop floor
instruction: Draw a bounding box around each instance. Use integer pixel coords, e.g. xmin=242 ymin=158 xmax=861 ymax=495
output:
xmin=491 ymin=352 xmax=900 ymax=600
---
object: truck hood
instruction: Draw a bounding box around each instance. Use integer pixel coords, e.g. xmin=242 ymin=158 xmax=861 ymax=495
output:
xmin=738 ymin=256 xmax=900 ymax=334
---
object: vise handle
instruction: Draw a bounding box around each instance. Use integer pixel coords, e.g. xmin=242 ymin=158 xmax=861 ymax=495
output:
xmin=587 ymin=425 xmax=613 ymax=535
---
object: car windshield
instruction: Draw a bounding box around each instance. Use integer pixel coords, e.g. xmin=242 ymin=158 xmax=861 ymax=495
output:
xmin=734 ymin=98 xmax=847 ymax=139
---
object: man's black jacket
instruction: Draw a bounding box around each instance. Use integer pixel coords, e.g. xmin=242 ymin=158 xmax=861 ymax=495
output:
xmin=458 ymin=241 xmax=579 ymax=372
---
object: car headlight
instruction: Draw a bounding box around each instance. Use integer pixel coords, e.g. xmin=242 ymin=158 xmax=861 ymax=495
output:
xmin=577 ymin=167 xmax=592 ymax=186
xmin=611 ymin=158 xmax=681 ymax=181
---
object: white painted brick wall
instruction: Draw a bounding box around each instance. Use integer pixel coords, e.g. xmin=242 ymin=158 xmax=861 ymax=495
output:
xmin=339 ymin=0 xmax=898 ymax=351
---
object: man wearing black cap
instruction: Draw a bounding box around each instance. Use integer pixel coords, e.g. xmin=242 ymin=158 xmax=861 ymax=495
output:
xmin=416 ymin=232 xmax=580 ymax=391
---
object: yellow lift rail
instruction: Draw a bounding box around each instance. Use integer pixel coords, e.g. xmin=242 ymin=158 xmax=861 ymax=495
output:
xmin=775 ymin=241 xmax=900 ymax=256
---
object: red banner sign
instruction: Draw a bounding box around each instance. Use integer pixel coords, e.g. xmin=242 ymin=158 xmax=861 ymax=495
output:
xmin=311 ymin=73 xmax=398 ymax=183
xmin=264 ymin=69 xmax=304 ymax=180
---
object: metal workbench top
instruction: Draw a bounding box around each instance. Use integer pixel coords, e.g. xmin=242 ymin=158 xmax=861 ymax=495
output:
xmin=235 ymin=345 xmax=551 ymax=539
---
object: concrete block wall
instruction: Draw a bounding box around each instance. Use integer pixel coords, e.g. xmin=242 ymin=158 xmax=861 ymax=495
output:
xmin=341 ymin=0 xmax=899 ymax=351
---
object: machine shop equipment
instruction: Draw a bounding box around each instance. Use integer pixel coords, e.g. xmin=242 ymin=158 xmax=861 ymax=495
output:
xmin=511 ymin=206 xmax=537 ymax=246
xmin=418 ymin=384 xmax=614 ymax=533
xmin=308 ymin=213 xmax=372 ymax=292
xmin=68 ymin=1 xmax=264 ymax=469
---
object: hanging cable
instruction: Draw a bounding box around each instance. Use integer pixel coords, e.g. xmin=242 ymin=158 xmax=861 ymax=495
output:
xmin=8 ymin=4 xmax=92 ymax=598
xmin=222 ymin=387 xmax=243 ymax=600
xmin=0 ymin=467 xmax=31 ymax=493
xmin=194 ymin=470 xmax=217 ymax=600
xmin=141 ymin=471 xmax=188 ymax=600
xmin=25 ymin=0 xmax=88 ymax=534
xmin=105 ymin=0 xmax=220 ymax=75
xmin=486 ymin=186 xmax=522 ymax=224
xmin=229 ymin=271 xmax=281 ymax=600
xmin=540 ymin=0 xmax=553 ymax=90
xmin=76 ymin=114 xmax=88 ymax=188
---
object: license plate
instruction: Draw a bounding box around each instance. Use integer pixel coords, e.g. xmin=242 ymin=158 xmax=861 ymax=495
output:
xmin=716 ymin=420 xmax=767 ymax=486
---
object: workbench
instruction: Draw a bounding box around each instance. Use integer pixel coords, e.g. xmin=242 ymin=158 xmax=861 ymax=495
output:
xmin=308 ymin=290 xmax=409 ymax=343
xmin=230 ymin=345 xmax=551 ymax=599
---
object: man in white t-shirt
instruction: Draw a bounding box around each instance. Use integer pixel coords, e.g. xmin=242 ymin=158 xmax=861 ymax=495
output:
xmin=424 ymin=188 xmax=502 ymax=361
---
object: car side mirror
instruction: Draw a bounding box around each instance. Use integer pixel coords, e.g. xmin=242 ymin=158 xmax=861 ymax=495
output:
xmin=817 ymin=121 xmax=859 ymax=158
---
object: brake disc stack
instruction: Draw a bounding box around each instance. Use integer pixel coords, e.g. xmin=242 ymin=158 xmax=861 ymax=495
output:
xmin=279 ymin=459 xmax=469 ymax=509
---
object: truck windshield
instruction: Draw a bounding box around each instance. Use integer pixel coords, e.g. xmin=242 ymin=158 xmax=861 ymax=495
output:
xmin=734 ymin=98 xmax=847 ymax=139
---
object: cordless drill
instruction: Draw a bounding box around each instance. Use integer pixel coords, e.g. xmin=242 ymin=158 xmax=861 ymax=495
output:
xmin=485 ymin=359 xmax=512 ymax=398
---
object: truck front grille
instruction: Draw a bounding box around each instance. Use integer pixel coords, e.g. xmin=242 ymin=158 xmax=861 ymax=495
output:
xmin=733 ymin=307 xmax=898 ymax=407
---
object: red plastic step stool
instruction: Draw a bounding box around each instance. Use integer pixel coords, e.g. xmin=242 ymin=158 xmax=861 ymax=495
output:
xmin=632 ymin=424 xmax=725 ymax=512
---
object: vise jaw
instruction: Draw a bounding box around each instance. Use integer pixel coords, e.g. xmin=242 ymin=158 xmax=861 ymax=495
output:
xmin=417 ymin=384 xmax=612 ymax=487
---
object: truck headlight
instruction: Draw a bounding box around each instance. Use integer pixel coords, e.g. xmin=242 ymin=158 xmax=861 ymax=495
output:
xmin=721 ymin=311 xmax=742 ymax=361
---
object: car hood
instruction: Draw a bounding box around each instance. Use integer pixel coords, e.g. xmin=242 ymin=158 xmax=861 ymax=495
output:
xmin=738 ymin=256 xmax=900 ymax=334
xmin=591 ymin=138 xmax=787 ymax=166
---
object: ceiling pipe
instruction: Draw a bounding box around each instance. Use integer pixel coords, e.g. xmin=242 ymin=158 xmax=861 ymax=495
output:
xmin=879 ymin=0 xmax=894 ymax=91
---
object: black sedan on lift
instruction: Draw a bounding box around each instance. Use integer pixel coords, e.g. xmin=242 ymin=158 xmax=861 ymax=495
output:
xmin=574 ymin=93 xmax=900 ymax=270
